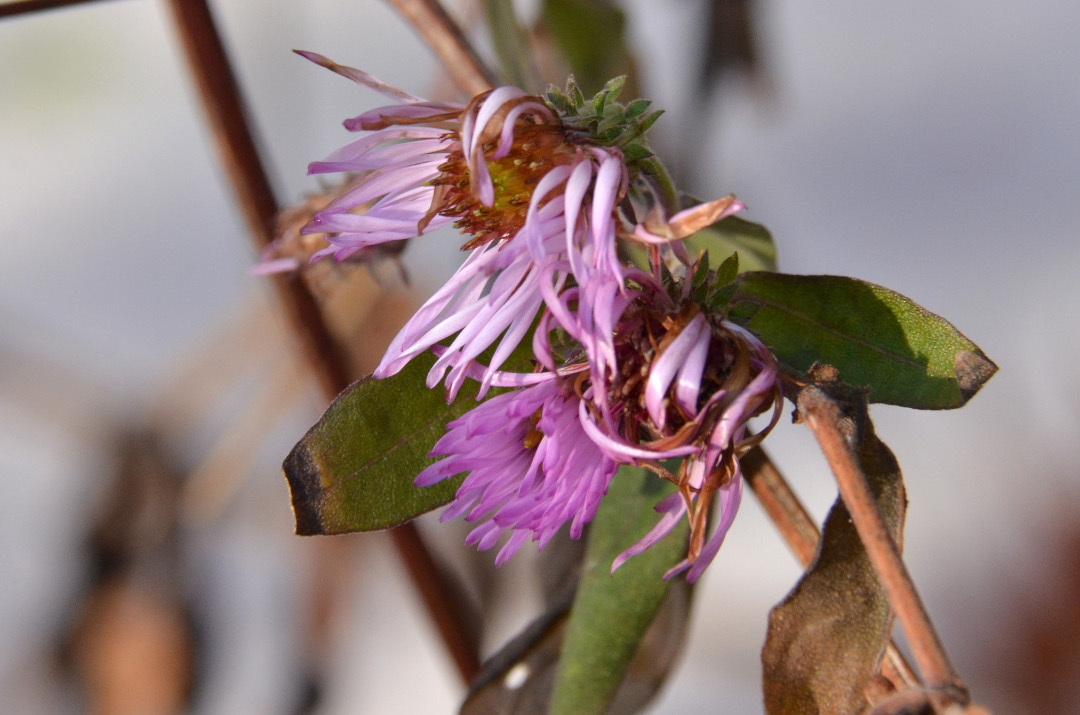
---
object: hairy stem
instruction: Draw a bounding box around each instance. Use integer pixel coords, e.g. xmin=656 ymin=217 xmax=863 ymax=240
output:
xmin=639 ymin=156 xmax=681 ymax=216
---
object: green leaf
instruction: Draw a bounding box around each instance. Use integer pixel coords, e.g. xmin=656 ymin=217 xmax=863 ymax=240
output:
xmin=621 ymin=143 xmax=653 ymax=162
xmin=284 ymin=352 xmax=480 ymax=534
xmin=639 ymin=109 xmax=665 ymax=132
xmin=549 ymin=467 xmax=690 ymax=715
xmin=762 ymin=414 xmax=905 ymax=713
xmin=546 ymin=87 xmax=572 ymax=113
xmin=732 ymin=273 xmax=997 ymax=409
xmin=683 ymin=214 xmax=777 ymax=272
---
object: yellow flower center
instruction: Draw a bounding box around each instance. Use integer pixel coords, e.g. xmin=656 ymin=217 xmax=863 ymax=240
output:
xmin=431 ymin=119 xmax=578 ymax=249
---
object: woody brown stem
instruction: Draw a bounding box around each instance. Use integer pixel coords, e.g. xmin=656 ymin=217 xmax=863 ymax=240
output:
xmin=742 ymin=447 xmax=919 ymax=691
xmin=384 ymin=0 xmax=497 ymax=96
xmin=0 ymin=0 xmax=110 ymax=18
xmin=164 ymin=0 xmax=480 ymax=684
xmin=795 ymin=386 xmax=968 ymax=702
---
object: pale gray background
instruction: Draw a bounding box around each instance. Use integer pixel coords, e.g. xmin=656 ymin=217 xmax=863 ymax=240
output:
xmin=2 ymin=0 xmax=1078 ymax=712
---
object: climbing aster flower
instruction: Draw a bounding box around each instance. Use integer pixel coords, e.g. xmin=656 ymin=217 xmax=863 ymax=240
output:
xmin=297 ymin=52 xmax=631 ymax=400
xmin=427 ymin=279 xmax=782 ymax=578
xmin=415 ymin=376 xmax=618 ymax=565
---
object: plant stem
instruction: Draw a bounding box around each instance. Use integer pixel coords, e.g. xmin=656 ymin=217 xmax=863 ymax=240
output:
xmin=639 ymin=156 xmax=681 ymax=215
xmin=384 ymin=0 xmax=497 ymax=96
xmin=0 ymin=0 xmax=111 ymax=18
xmin=165 ymin=0 xmax=481 ymax=684
xmin=482 ymin=0 xmax=543 ymax=92
xmin=795 ymin=386 xmax=968 ymax=702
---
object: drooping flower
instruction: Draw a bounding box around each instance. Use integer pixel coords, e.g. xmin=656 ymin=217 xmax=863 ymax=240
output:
xmin=296 ymin=52 xmax=633 ymax=400
xmin=425 ymin=273 xmax=782 ymax=579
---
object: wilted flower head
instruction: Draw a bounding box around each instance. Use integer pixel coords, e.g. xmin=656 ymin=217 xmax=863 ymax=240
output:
xmin=598 ymin=302 xmax=783 ymax=581
xmin=421 ymin=260 xmax=782 ymax=579
xmin=534 ymin=262 xmax=784 ymax=580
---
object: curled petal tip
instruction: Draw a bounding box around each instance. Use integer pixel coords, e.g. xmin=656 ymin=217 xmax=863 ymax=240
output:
xmin=293 ymin=49 xmax=324 ymax=64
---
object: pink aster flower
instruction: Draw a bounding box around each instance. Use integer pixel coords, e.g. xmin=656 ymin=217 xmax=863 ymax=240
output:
xmin=297 ymin=52 xmax=631 ymax=400
xmin=415 ymin=377 xmax=618 ymax=565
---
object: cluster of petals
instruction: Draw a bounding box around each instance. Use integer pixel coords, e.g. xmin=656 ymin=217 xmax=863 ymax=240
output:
xmin=296 ymin=52 xmax=628 ymax=401
xmin=606 ymin=317 xmax=782 ymax=581
xmin=536 ymin=274 xmax=782 ymax=580
xmin=295 ymin=52 xmax=783 ymax=580
xmin=415 ymin=377 xmax=617 ymax=566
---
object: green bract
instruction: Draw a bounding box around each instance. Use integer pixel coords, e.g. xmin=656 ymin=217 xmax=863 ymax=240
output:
xmin=546 ymin=76 xmax=664 ymax=167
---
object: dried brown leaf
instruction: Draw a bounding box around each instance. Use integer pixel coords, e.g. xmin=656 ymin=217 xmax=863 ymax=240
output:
xmin=762 ymin=416 xmax=907 ymax=714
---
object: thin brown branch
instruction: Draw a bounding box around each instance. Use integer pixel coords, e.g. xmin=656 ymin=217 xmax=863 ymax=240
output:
xmin=0 ymin=0 xmax=118 ymax=19
xmin=796 ymin=386 xmax=968 ymax=703
xmin=384 ymin=0 xmax=496 ymax=95
xmin=161 ymin=0 xmax=346 ymax=398
xmin=742 ymin=447 xmax=920 ymax=691
xmin=742 ymin=447 xmax=819 ymax=567
xmin=163 ymin=0 xmax=480 ymax=684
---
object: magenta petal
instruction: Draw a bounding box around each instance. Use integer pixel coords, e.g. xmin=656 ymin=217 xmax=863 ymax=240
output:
xmin=295 ymin=50 xmax=426 ymax=103
xmin=611 ymin=492 xmax=687 ymax=572
xmin=644 ymin=314 xmax=709 ymax=429
xmin=679 ymin=472 xmax=744 ymax=583
xmin=494 ymin=100 xmax=554 ymax=158
xmin=578 ymin=399 xmax=698 ymax=461
xmin=421 ymin=382 xmax=618 ymax=566
xmin=673 ymin=316 xmax=712 ymax=414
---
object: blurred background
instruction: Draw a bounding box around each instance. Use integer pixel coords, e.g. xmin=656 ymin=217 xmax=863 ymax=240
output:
xmin=2 ymin=0 xmax=1078 ymax=712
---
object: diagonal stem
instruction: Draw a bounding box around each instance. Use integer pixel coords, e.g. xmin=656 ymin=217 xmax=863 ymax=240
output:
xmin=795 ymin=386 xmax=968 ymax=702
xmin=0 ymin=0 xmax=115 ymax=19
xmin=742 ymin=447 xmax=919 ymax=691
xmin=482 ymin=0 xmax=542 ymax=92
xmin=384 ymin=0 xmax=497 ymax=95
xmin=163 ymin=0 xmax=480 ymax=684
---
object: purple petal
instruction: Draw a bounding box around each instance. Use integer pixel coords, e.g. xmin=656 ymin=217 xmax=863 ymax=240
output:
xmin=611 ymin=492 xmax=687 ymax=572
xmin=295 ymin=50 xmax=426 ymax=103
xmin=645 ymin=314 xmax=709 ymax=429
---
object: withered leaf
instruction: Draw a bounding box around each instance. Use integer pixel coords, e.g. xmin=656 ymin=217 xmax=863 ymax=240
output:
xmin=762 ymin=417 xmax=907 ymax=714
